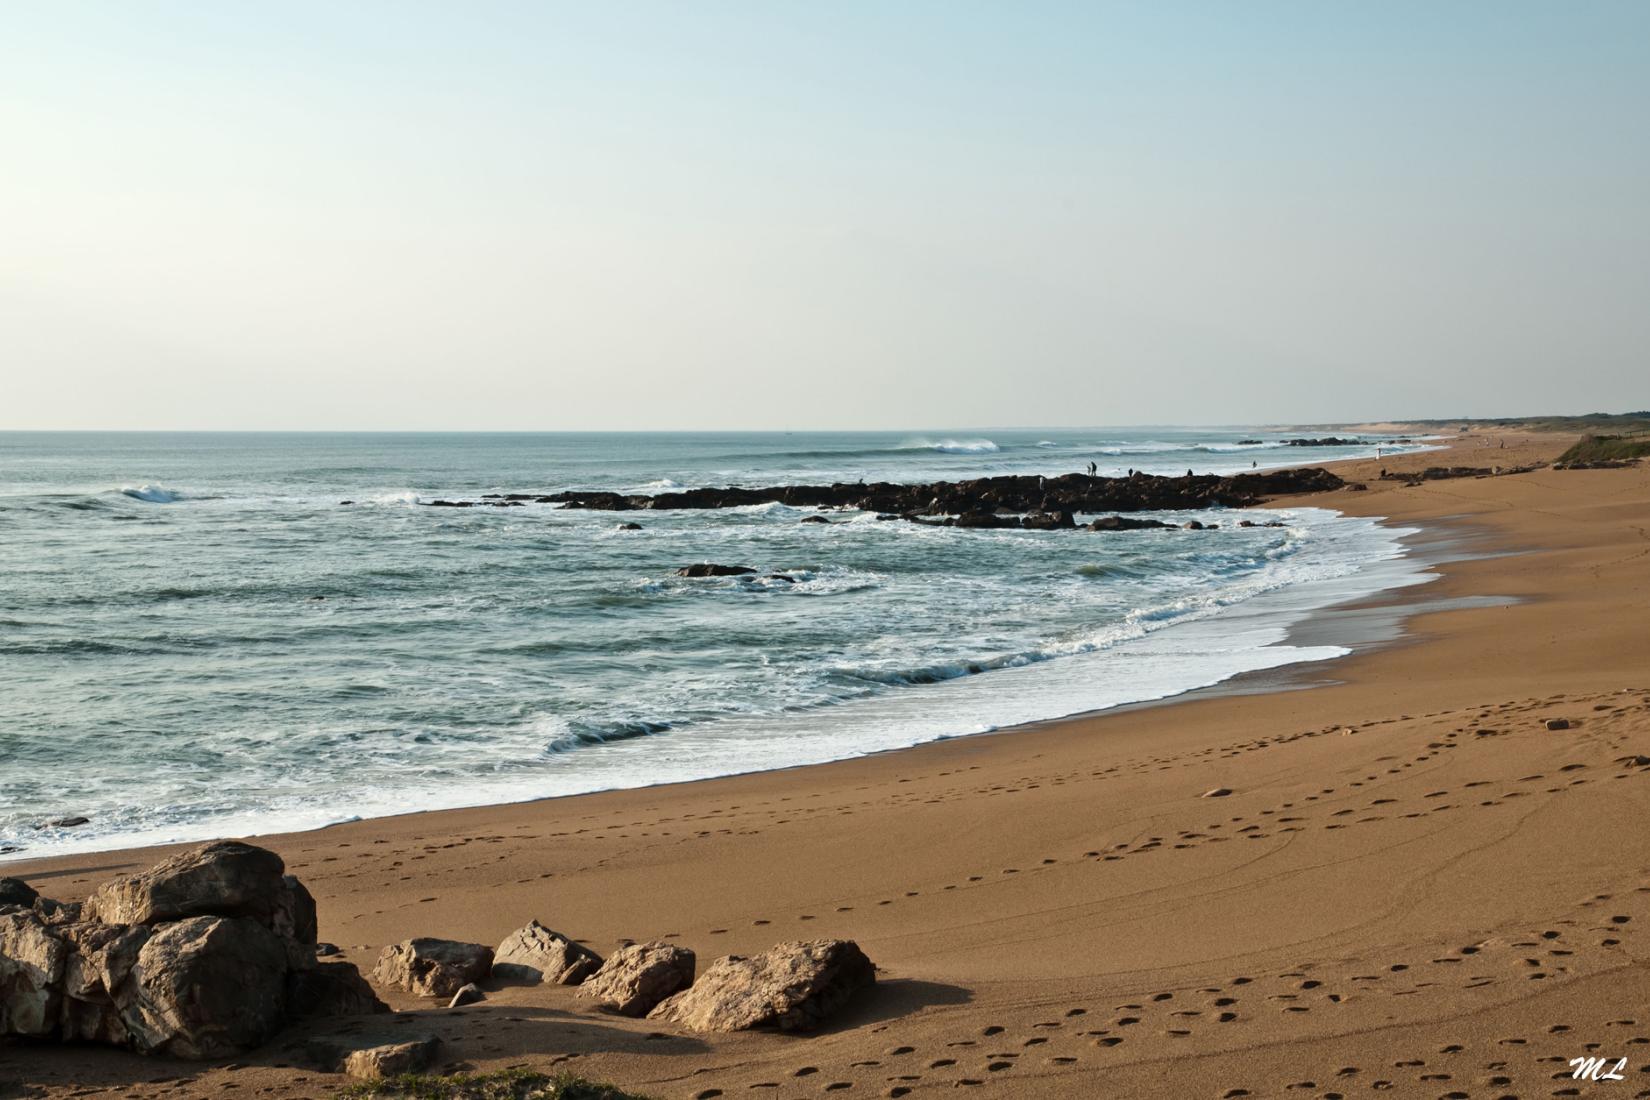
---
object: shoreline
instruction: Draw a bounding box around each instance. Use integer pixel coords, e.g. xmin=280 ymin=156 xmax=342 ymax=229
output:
xmin=11 ymin=424 xmax=1650 ymax=1100
xmin=6 ymin=444 xmax=1442 ymax=866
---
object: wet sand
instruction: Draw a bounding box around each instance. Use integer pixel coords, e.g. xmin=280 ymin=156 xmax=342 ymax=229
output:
xmin=7 ymin=426 xmax=1650 ymax=1099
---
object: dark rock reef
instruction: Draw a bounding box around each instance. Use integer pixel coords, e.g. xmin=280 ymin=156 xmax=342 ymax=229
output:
xmin=442 ymin=467 xmax=1341 ymax=519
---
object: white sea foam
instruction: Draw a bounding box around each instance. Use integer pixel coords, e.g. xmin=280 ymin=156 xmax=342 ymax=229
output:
xmin=902 ymin=437 xmax=1001 ymax=454
xmin=119 ymin=484 xmax=185 ymax=503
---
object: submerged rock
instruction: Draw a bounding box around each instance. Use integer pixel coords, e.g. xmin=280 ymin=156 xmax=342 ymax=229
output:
xmin=1088 ymin=515 xmax=1177 ymax=532
xmin=676 ymin=563 xmax=758 ymax=578
xmin=649 ymin=939 xmax=874 ymax=1032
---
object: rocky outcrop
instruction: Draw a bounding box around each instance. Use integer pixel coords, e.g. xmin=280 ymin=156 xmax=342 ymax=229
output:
xmin=1379 ymin=465 xmax=1541 ymax=484
xmin=492 ymin=921 xmax=601 ymax=985
xmin=579 ymin=942 xmax=695 ymax=1016
xmin=419 ymin=468 xmax=1344 ymax=518
xmin=373 ymin=937 xmax=494 ymax=998
xmin=676 ymin=563 xmax=757 ymax=578
xmin=0 ymin=909 xmax=67 ymax=1036
xmin=0 ymin=841 xmax=380 ymax=1060
xmin=118 ymin=916 xmax=291 ymax=1059
xmin=649 ymin=939 xmax=873 ymax=1032
xmin=84 ymin=841 xmax=294 ymax=931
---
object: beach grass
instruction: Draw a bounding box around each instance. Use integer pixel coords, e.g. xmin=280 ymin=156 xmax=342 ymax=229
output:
xmin=336 ymin=1068 xmax=653 ymax=1100
xmin=1556 ymin=431 xmax=1650 ymax=464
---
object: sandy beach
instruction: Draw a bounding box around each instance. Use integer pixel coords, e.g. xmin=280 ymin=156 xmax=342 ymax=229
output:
xmin=7 ymin=427 xmax=1650 ymax=1100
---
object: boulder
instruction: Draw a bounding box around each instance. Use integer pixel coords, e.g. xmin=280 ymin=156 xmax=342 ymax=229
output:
xmin=373 ymin=937 xmax=494 ymax=998
xmin=0 ymin=878 xmax=38 ymax=908
xmin=307 ymin=1032 xmax=442 ymax=1078
xmin=114 ymin=915 xmax=290 ymax=1059
xmin=492 ymin=921 xmax=601 ymax=985
xmin=579 ymin=941 xmax=695 ymax=1017
xmin=1545 ymin=718 xmax=1572 ymax=731
xmin=1022 ymin=510 xmax=1076 ymax=530
xmin=0 ymin=909 xmax=67 ymax=1037
xmin=799 ymin=514 xmax=831 ymax=524
xmin=84 ymin=841 xmax=289 ymax=929
xmin=1088 ymin=515 xmax=1176 ymax=531
xmin=57 ymin=920 xmax=150 ymax=1043
xmin=676 ymin=563 xmax=757 ymax=578
xmin=285 ymin=961 xmax=389 ymax=1018
xmin=344 ymin=1037 xmax=442 ymax=1079
xmin=954 ymin=512 xmax=1018 ymax=529
xmin=1202 ymin=787 xmax=1233 ymax=798
xmin=648 ymin=939 xmax=874 ymax=1032
xmin=616 ymin=522 xmax=643 ymax=531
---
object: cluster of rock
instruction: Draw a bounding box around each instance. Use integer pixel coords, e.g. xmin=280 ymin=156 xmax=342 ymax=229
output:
xmin=403 ymin=467 xmax=1342 ymax=516
xmin=1379 ymin=464 xmax=1542 ymax=484
xmin=371 ymin=923 xmax=874 ymax=1033
xmin=0 ymin=842 xmax=384 ymax=1060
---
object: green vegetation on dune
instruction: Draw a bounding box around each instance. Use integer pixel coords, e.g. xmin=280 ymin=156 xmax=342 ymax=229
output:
xmin=1396 ymin=412 xmax=1650 ymax=434
xmin=336 ymin=1068 xmax=654 ymax=1100
xmin=1556 ymin=433 xmax=1650 ymax=464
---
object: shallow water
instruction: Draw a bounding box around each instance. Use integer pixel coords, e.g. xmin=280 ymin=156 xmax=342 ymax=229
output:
xmin=0 ymin=428 xmax=1433 ymax=858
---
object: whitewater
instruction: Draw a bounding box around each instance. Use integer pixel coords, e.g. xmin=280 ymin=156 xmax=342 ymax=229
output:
xmin=0 ymin=428 xmax=1436 ymax=858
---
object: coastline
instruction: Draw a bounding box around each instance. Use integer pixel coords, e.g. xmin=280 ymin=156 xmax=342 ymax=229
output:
xmin=1 ymin=436 xmax=1441 ymax=864
xmin=10 ymin=425 xmax=1650 ymax=1099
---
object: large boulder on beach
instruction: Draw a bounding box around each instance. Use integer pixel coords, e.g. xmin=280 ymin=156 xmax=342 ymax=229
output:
xmin=579 ymin=941 xmax=695 ymax=1016
xmin=114 ymin=915 xmax=291 ymax=1059
xmin=0 ymin=909 xmax=67 ymax=1036
xmin=649 ymin=939 xmax=874 ymax=1032
xmin=492 ymin=920 xmax=601 ymax=985
xmin=373 ymin=937 xmax=494 ymax=998
xmin=83 ymin=841 xmax=292 ymax=930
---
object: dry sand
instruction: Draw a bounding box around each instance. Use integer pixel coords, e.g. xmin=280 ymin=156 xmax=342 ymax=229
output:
xmin=6 ymin=427 xmax=1650 ymax=1099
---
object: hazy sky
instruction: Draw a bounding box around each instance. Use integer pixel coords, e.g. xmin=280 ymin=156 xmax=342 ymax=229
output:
xmin=4 ymin=1 xmax=1646 ymax=430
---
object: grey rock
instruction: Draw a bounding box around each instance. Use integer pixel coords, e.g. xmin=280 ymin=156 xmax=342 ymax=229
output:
xmin=580 ymin=941 xmax=695 ymax=1017
xmin=285 ymin=960 xmax=389 ymax=1018
xmin=84 ymin=841 xmax=289 ymax=929
xmin=649 ymin=939 xmax=873 ymax=1032
xmin=492 ymin=921 xmax=601 ymax=985
xmin=114 ymin=915 xmax=290 ymax=1059
xmin=0 ymin=909 xmax=67 ymax=1037
xmin=373 ymin=937 xmax=494 ymax=998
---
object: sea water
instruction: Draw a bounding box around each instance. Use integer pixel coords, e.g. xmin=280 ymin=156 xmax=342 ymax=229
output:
xmin=0 ymin=428 xmax=1435 ymax=858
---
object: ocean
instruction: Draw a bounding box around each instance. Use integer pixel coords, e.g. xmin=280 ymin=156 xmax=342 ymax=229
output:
xmin=0 ymin=428 xmax=1435 ymax=859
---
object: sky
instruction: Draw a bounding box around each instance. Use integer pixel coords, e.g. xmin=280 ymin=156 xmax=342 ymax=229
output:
xmin=3 ymin=1 xmax=1646 ymax=430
